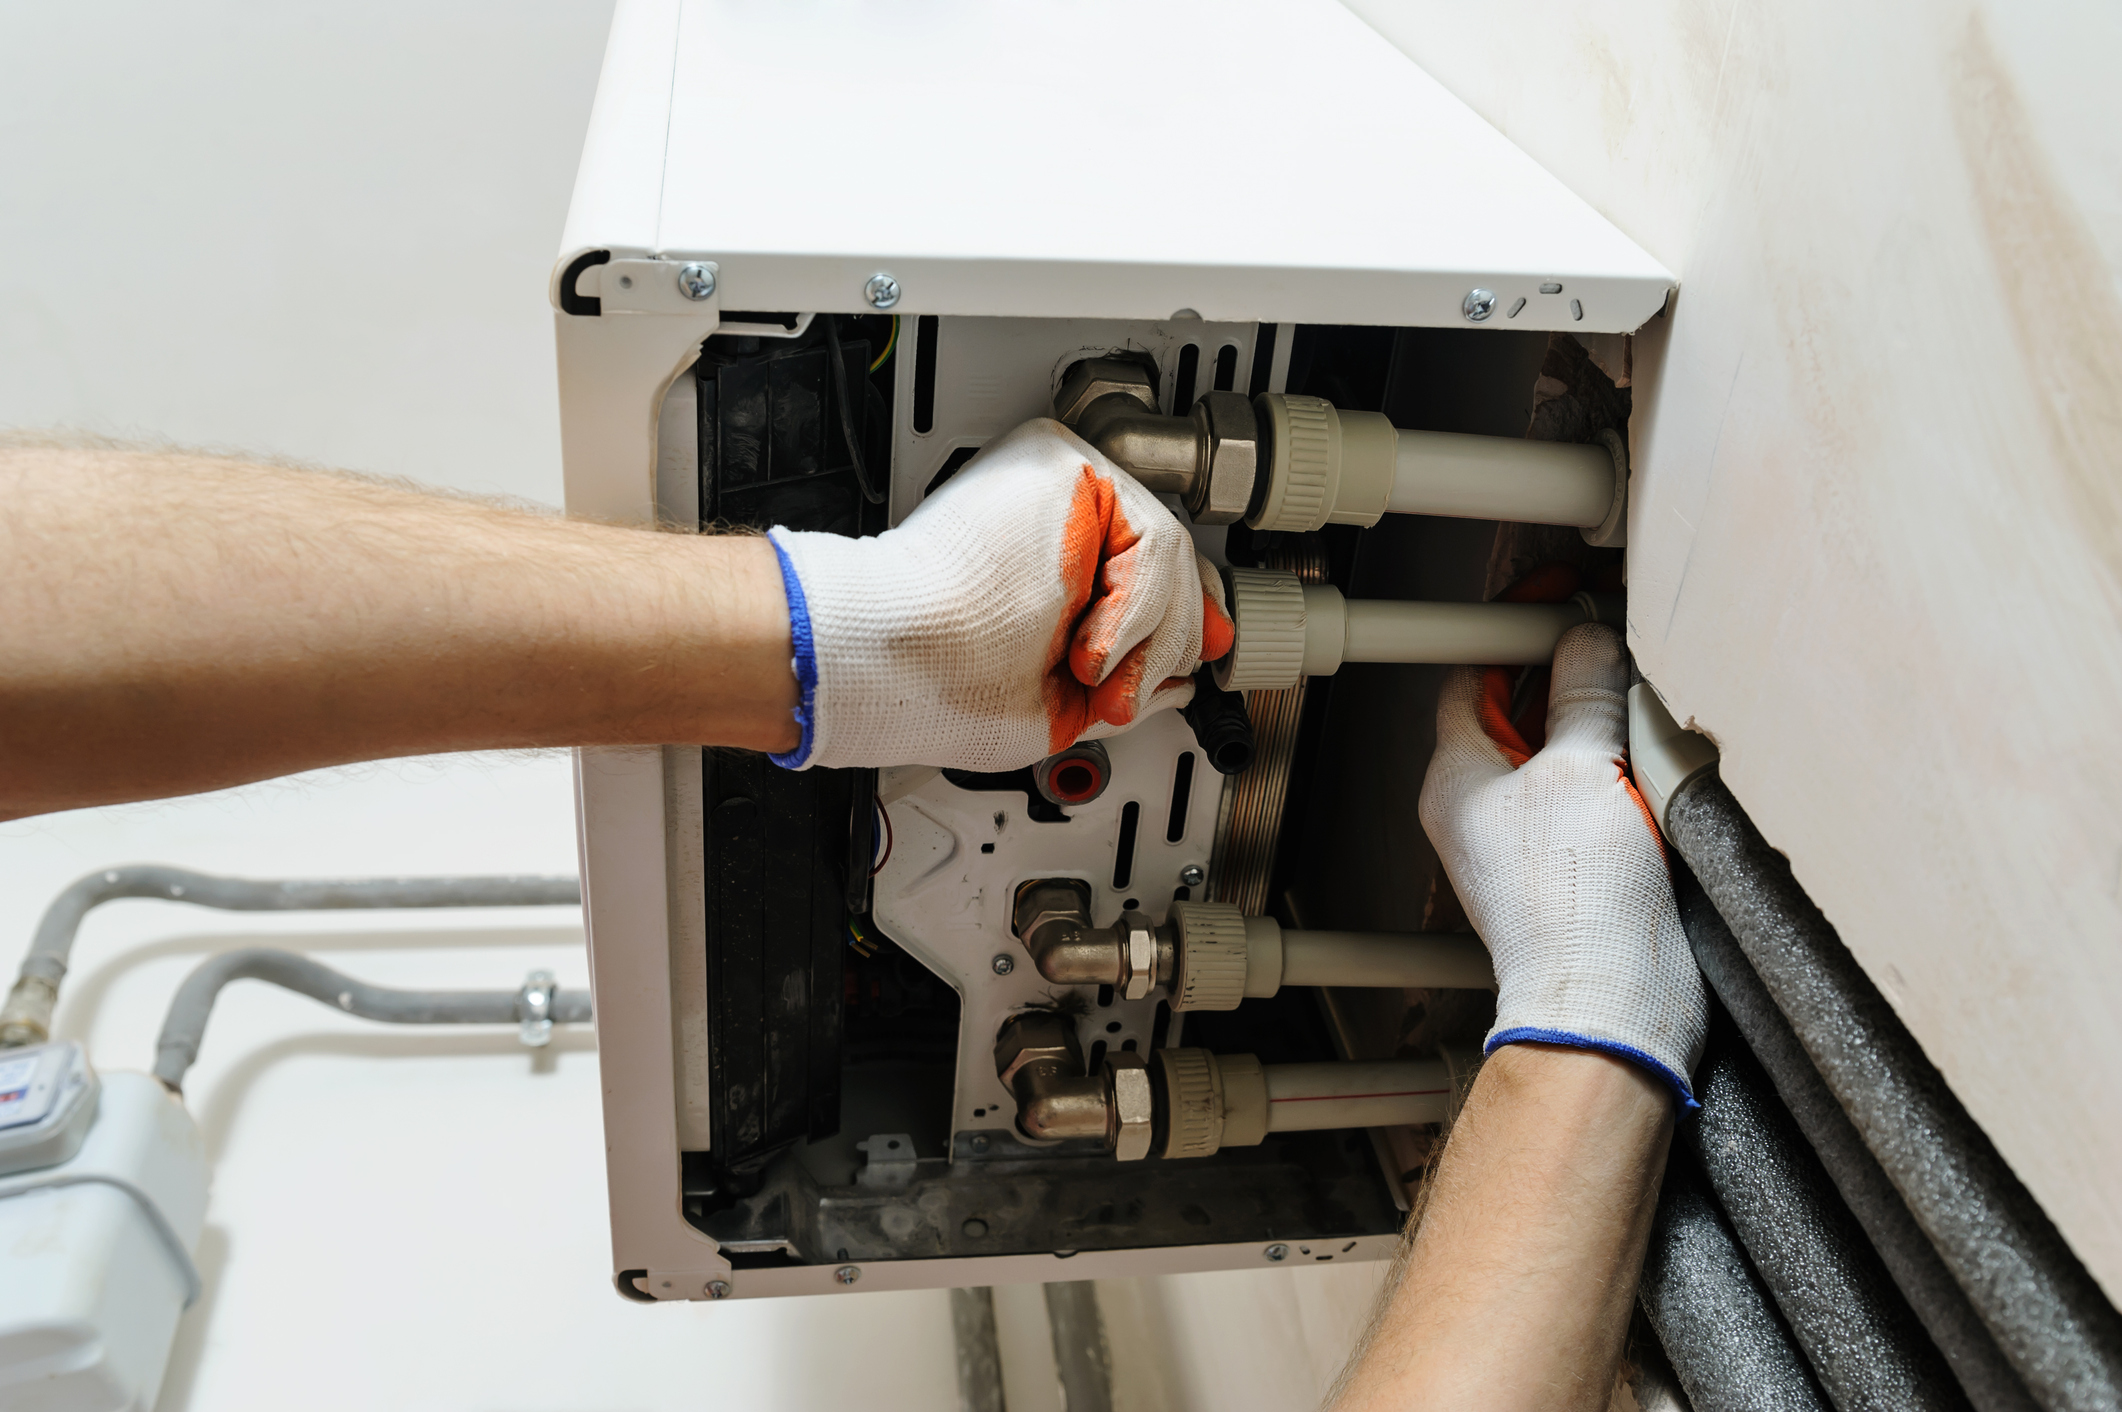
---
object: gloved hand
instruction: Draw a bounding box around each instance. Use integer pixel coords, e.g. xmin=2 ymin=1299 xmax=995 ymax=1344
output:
xmin=1418 ymin=623 xmax=1708 ymax=1104
xmin=767 ymin=417 xmax=1234 ymax=772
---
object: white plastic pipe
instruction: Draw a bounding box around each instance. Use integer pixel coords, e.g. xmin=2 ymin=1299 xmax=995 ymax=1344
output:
xmin=1262 ymin=1060 xmax=1453 ymax=1131
xmin=1300 ymin=584 xmax=1622 ymax=673
xmin=1215 ymin=569 xmax=1629 ymax=692
xmin=1389 ymin=430 xmax=1615 ymax=527
xmin=1278 ymin=931 xmax=1495 ymax=990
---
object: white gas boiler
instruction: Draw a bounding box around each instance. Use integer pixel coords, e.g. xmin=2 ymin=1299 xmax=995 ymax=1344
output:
xmin=556 ymin=0 xmax=1673 ymax=1303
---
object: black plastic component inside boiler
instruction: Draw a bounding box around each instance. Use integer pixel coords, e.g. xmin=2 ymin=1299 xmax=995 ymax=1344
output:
xmin=684 ymin=317 xmax=898 ymax=1188
xmin=1182 ymin=666 xmax=1254 ymax=774
xmin=695 ymin=318 xmax=888 ymax=536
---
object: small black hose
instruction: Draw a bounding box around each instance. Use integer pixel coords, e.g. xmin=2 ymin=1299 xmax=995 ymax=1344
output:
xmin=1181 ymin=668 xmax=1254 ymax=775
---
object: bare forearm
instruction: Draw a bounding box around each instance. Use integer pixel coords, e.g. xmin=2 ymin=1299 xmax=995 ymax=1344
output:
xmin=1333 ymin=1044 xmax=1673 ymax=1412
xmin=0 ymin=446 xmax=798 ymax=818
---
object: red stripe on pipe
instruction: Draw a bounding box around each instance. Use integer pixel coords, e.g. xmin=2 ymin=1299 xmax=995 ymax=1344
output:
xmin=1269 ymin=1088 xmax=1451 ymax=1103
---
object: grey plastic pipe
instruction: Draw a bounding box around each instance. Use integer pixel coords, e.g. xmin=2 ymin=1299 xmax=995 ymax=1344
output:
xmin=1389 ymin=429 xmax=1616 ymax=527
xmin=1261 ymin=1060 xmax=1452 ymax=1132
xmin=1664 ymin=772 xmax=2122 ymax=1412
xmin=1276 ymin=931 xmax=1495 ymax=991
xmin=152 ymin=948 xmax=592 ymax=1091
xmin=0 ymin=867 xmax=581 ymax=1047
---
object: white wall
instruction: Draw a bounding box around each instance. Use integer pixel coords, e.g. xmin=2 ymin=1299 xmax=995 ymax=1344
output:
xmin=0 ymin=2 xmax=976 ymax=1406
xmin=0 ymin=0 xmax=592 ymax=502
xmin=1339 ymin=0 xmax=2122 ymax=1301
xmin=0 ymin=2 xmax=1387 ymax=1406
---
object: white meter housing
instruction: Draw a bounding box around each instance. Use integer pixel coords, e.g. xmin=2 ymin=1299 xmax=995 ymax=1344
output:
xmin=0 ymin=1071 xmax=209 ymax=1411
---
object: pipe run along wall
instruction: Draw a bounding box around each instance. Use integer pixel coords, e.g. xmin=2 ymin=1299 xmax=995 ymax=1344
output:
xmin=1663 ymin=771 xmax=2122 ymax=1412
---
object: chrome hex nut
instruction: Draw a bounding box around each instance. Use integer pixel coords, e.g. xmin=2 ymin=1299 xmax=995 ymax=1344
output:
xmin=1121 ymin=913 xmax=1158 ymax=1001
xmin=1186 ymin=391 xmax=1260 ymax=526
xmin=995 ymin=1010 xmax=1083 ymax=1090
xmin=1054 ymin=357 xmax=1159 ymax=425
xmin=1106 ymin=1053 xmax=1154 ymax=1162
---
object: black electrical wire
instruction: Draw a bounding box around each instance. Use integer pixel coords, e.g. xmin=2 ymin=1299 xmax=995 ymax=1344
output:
xmin=824 ymin=313 xmax=887 ymax=505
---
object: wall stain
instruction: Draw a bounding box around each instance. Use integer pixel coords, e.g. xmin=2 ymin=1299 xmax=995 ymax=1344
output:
xmin=1948 ymin=9 xmax=2122 ymax=611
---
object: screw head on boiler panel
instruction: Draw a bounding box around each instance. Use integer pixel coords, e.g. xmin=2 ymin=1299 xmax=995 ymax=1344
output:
xmin=991 ymin=953 xmax=1016 ymax=976
xmin=1462 ymin=288 xmax=1498 ymax=322
xmin=835 ymin=1265 xmax=863 ymax=1285
xmin=1264 ymin=1243 xmax=1289 ymax=1262
xmin=864 ymin=273 xmax=902 ymax=309
xmin=705 ymin=1279 xmax=732 ymax=1299
xmin=677 ymin=262 xmax=716 ymax=300
xmin=1179 ymin=864 xmax=1206 ymax=888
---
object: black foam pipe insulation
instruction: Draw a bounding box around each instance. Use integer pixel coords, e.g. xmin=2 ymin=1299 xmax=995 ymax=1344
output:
xmin=1641 ymin=1154 xmax=1831 ymax=1412
xmin=1676 ymin=866 xmax=2039 ymax=1412
xmin=1664 ymin=773 xmax=2122 ymax=1412
xmin=1690 ymin=1015 xmax=1971 ymax=1411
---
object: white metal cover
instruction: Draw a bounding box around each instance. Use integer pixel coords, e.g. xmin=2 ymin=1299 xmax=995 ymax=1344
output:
xmin=558 ymin=0 xmax=1674 ymax=332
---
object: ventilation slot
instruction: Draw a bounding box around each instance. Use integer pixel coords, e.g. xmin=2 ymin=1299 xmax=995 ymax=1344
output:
xmin=1112 ymin=801 xmax=1141 ymax=890
xmin=912 ymin=314 xmax=940 ymax=433
xmin=1165 ymin=752 xmax=1196 ymax=843
xmin=1246 ymin=324 xmax=1277 ymax=396
xmin=1167 ymin=343 xmax=1201 ymax=416
xmin=1213 ymin=344 xmax=1239 ymax=391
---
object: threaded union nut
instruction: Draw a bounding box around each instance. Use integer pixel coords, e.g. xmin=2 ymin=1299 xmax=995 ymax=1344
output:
xmin=1170 ymin=901 xmax=1249 ymax=1011
xmin=1155 ymin=1047 xmax=1225 ymax=1159
xmin=1212 ymin=569 xmax=1307 ymax=693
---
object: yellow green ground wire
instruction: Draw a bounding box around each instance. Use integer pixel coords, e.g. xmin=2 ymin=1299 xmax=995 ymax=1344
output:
xmin=846 ymin=916 xmax=877 ymax=956
xmin=866 ymin=315 xmax=899 ymax=373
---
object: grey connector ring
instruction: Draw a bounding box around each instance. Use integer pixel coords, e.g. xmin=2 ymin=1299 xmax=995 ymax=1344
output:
xmin=1212 ymin=568 xmax=1307 ymax=693
xmin=1583 ymin=428 xmax=1628 ymax=548
xmin=1034 ymin=741 xmax=1110 ymax=808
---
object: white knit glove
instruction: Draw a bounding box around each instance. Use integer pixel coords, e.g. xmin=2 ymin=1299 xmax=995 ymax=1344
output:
xmin=1418 ymin=622 xmax=1708 ymax=1105
xmin=766 ymin=417 xmax=1233 ymax=772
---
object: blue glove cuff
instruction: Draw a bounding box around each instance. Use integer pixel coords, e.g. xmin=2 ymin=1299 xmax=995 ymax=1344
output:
xmin=766 ymin=528 xmax=817 ymax=770
xmin=1484 ymin=1026 xmax=1700 ymax=1111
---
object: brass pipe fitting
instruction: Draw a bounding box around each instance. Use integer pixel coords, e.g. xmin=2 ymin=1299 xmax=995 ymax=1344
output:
xmin=1010 ymin=879 xmax=1172 ymax=997
xmin=993 ymin=1010 xmax=1153 ymax=1159
xmin=1053 ymin=358 xmax=1259 ymax=525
